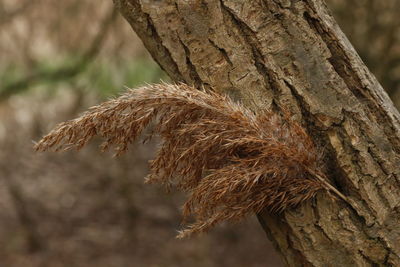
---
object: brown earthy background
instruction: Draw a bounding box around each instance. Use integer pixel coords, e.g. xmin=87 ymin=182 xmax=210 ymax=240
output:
xmin=0 ymin=0 xmax=398 ymax=266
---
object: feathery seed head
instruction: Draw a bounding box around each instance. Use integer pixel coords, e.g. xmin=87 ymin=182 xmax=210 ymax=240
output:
xmin=35 ymin=83 xmax=328 ymax=237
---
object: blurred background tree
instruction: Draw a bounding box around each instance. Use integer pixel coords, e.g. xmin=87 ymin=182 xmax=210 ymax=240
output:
xmin=0 ymin=0 xmax=398 ymax=266
xmin=329 ymin=0 xmax=400 ymax=107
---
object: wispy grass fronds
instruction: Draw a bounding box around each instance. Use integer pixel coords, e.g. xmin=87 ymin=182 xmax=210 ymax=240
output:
xmin=35 ymin=83 xmax=342 ymax=238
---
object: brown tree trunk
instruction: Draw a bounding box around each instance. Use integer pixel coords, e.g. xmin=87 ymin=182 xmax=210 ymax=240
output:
xmin=112 ymin=0 xmax=400 ymax=266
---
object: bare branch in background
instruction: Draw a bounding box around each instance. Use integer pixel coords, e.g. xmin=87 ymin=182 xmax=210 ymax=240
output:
xmin=0 ymin=7 xmax=118 ymax=100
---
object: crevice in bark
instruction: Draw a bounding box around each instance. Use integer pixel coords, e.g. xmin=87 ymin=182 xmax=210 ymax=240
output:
xmin=219 ymin=1 xmax=279 ymax=100
xmin=302 ymin=10 xmax=400 ymax=152
xmin=284 ymin=220 xmax=315 ymax=266
xmin=143 ymin=12 xmax=184 ymax=82
xmin=334 ymin=127 xmax=384 ymax=218
xmin=283 ymin=79 xmax=349 ymax=192
xmin=283 ymin=78 xmax=390 ymax=238
xmin=358 ymin=250 xmax=380 ymax=267
xmin=115 ymin=0 xmax=184 ymax=82
xmin=177 ymin=37 xmax=203 ymax=88
xmin=208 ymin=38 xmax=233 ymax=66
xmin=313 ymin=221 xmax=333 ymax=244
xmin=301 ymin=10 xmax=369 ymax=103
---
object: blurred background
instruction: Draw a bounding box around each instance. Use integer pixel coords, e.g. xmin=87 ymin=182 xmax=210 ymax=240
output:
xmin=0 ymin=1 xmax=398 ymax=266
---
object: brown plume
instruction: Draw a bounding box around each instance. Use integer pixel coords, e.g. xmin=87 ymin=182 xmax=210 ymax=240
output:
xmin=35 ymin=83 xmax=347 ymax=238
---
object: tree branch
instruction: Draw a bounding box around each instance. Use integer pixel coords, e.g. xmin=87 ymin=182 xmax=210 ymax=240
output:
xmin=0 ymin=7 xmax=118 ymax=100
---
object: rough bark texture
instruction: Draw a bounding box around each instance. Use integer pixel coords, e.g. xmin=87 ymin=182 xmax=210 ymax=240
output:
xmin=112 ymin=0 xmax=400 ymax=266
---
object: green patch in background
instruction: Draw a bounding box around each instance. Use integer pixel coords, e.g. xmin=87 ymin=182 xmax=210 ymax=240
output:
xmin=86 ymin=57 xmax=168 ymax=98
xmin=0 ymin=55 xmax=168 ymax=100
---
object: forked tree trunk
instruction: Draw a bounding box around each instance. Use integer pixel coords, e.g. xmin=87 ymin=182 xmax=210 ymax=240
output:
xmin=113 ymin=0 xmax=400 ymax=266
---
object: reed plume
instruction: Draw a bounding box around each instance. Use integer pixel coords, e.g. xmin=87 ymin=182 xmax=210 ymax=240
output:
xmin=35 ymin=83 xmax=344 ymax=238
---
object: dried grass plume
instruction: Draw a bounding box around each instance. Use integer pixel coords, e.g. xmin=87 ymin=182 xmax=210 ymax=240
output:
xmin=35 ymin=83 xmax=347 ymax=238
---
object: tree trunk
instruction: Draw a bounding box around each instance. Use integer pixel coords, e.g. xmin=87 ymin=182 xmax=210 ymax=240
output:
xmin=112 ymin=0 xmax=400 ymax=266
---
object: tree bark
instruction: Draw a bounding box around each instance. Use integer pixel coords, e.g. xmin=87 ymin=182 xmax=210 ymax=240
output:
xmin=112 ymin=0 xmax=400 ymax=266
